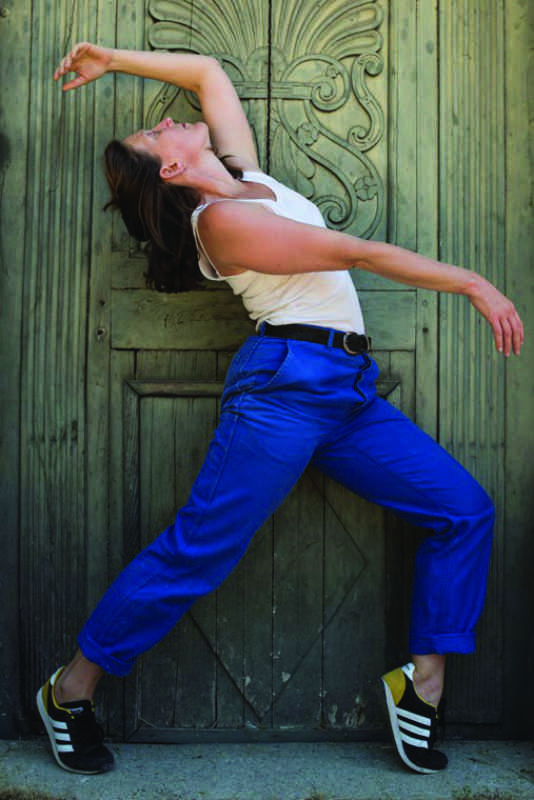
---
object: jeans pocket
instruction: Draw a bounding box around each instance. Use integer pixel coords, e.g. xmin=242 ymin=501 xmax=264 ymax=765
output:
xmin=249 ymin=340 xmax=297 ymax=394
xmin=224 ymin=338 xmax=299 ymax=406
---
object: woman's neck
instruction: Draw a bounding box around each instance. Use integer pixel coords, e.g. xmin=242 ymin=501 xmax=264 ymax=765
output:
xmin=169 ymin=151 xmax=274 ymax=202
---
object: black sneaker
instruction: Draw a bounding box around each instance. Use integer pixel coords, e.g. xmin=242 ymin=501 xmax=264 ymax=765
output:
xmin=381 ymin=662 xmax=448 ymax=774
xmin=36 ymin=667 xmax=114 ymax=774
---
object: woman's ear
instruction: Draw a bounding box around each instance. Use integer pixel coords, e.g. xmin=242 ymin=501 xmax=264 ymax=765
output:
xmin=160 ymin=160 xmax=185 ymax=181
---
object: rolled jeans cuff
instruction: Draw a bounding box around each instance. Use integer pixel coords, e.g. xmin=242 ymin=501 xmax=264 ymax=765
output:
xmin=409 ymin=632 xmax=475 ymax=655
xmin=78 ymin=628 xmax=134 ymax=677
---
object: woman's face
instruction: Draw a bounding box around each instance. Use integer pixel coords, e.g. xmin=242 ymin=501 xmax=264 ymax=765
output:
xmin=124 ymin=117 xmax=211 ymax=167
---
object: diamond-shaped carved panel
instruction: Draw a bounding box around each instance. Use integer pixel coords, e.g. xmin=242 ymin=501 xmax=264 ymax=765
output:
xmin=188 ymin=470 xmax=367 ymax=722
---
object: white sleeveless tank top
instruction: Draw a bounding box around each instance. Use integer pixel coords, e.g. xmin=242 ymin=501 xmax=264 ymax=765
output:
xmin=190 ymin=171 xmax=365 ymax=334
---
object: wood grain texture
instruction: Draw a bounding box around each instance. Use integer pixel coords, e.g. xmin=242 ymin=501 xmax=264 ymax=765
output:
xmin=116 ymin=368 xmax=413 ymax=738
xmin=438 ymin=0 xmax=506 ymax=724
xmin=503 ymin=0 xmax=534 ymax=738
xmin=111 ymin=288 xmax=416 ymax=350
xmin=15 ymin=0 xmax=99 ymax=727
xmin=0 ymin=0 xmax=31 ymax=737
xmin=3 ymin=0 xmax=530 ymax=742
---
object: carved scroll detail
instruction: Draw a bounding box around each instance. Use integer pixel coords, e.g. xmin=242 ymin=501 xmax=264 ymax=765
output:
xmin=147 ymin=0 xmax=384 ymax=236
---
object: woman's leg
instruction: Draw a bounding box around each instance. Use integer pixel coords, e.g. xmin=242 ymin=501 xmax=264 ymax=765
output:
xmin=412 ymin=654 xmax=446 ymax=706
xmin=65 ymin=337 xmax=329 ymax=682
xmin=54 ymin=649 xmax=103 ymax=704
xmin=311 ymin=393 xmax=494 ymax=772
xmin=77 ymin=402 xmax=316 ymax=678
xmin=312 ymin=394 xmax=495 ymax=665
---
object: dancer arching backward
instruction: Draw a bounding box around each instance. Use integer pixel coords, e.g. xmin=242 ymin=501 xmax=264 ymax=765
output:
xmin=37 ymin=42 xmax=524 ymax=777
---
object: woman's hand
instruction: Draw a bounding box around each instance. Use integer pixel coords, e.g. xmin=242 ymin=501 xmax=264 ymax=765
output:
xmin=54 ymin=42 xmax=114 ymax=91
xmin=466 ymin=277 xmax=524 ymax=356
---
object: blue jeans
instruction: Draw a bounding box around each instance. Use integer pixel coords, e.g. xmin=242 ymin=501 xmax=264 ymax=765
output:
xmin=79 ymin=331 xmax=494 ymax=676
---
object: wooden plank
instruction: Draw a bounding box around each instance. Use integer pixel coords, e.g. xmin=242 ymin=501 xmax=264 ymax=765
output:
xmin=0 ymin=0 xmax=31 ymax=737
xmin=390 ymin=351 xmax=415 ymax=422
xmin=15 ymin=0 xmax=100 ymax=730
xmin=438 ymin=0 xmax=506 ymax=726
xmin=105 ymin=349 xmax=135 ymax=739
xmin=126 ymin=380 xmax=225 ymax=397
xmin=170 ymin=387 xmax=220 ymax=730
xmin=414 ymin=0 xmax=438 ymax=437
xmin=112 ymin=288 xmax=254 ymax=350
xmin=137 ymin=396 xmax=178 ymax=729
xmin=239 ymin=520 xmax=276 ymax=728
xmin=136 ymin=351 xmax=218 ymax=732
xmin=321 ymin=476 xmax=385 ymax=733
xmin=85 ymin=0 xmax=118 ymax=620
xmin=112 ymin=289 xmax=416 ymax=350
xmin=503 ymin=0 xmax=534 ymax=739
xmin=122 ymin=352 xmax=221 ymax=733
xmin=272 ymin=474 xmax=324 ymax=728
xmin=388 ymin=0 xmax=417 ymax=253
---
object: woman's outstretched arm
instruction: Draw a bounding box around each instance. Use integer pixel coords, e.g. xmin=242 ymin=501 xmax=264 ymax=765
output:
xmin=198 ymin=201 xmax=525 ymax=357
xmin=54 ymin=42 xmax=259 ymax=169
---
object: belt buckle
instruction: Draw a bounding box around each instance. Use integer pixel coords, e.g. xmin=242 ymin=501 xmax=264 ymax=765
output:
xmin=343 ymin=331 xmax=367 ymax=355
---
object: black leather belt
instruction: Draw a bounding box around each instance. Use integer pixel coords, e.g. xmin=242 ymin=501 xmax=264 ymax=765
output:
xmin=262 ymin=323 xmax=371 ymax=354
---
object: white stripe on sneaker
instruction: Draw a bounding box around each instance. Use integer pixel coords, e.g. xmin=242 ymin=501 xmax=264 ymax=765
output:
xmin=57 ymin=743 xmax=74 ymax=752
xmin=54 ymin=732 xmax=71 ymax=742
xmin=396 ymin=706 xmax=432 ymax=727
xmin=401 ymin=732 xmax=430 ymax=749
xmin=398 ymin=719 xmax=431 ymax=738
xmin=52 ymin=720 xmax=68 ymax=730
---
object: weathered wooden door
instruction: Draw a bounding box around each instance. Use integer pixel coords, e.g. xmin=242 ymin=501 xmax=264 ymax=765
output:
xmin=1 ymin=0 xmax=532 ymax=741
xmin=103 ymin=0 xmax=421 ymax=741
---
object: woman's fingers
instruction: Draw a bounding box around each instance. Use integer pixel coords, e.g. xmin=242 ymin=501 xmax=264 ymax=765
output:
xmin=491 ymin=308 xmax=524 ymax=356
xmin=500 ymin=317 xmax=513 ymax=357
xmin=53 ymin=42 xmax=91 ymax=82
xmin=61 ymin=74 xmax=89 ymax=92
xmin=511 ymin=309 xmax=525 ymax=355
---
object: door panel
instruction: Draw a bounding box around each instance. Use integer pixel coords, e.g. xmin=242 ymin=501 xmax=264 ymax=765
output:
xmin=3 ymin=0 xmax=530 ymax=743
xmin=106 ymin=0 xmax=422 ymax=740
xmin=112 ymin=359 xmax=412 ymax=739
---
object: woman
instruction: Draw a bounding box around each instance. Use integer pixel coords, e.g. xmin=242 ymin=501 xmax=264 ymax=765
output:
xmin=37 ymin=42 xmax=523 ymax=777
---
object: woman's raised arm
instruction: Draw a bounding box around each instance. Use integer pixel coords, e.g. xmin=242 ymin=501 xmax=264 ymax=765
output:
xmin=54 ymin=42 xmax=259 ymax=170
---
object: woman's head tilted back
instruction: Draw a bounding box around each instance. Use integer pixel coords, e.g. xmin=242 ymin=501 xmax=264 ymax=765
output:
xmin=103 ymin=139 xmax=202 ymax=292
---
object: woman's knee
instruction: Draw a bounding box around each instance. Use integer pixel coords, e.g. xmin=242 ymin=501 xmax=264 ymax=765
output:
xmin=444 ymin=480 xmax=495 ymax=543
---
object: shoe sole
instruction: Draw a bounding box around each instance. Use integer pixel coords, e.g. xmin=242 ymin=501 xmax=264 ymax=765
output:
xmin=381 ymin=676 xmax=438 ymax=775
xmin=36 ymin=687 xmax=111 ymax=775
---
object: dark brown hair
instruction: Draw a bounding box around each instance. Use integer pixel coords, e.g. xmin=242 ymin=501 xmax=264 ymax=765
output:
xmin=103 ymin=140 xmax=242 ymax=292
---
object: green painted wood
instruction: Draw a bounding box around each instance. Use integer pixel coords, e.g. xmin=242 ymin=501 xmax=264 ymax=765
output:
xmin=438 ymin=0 xmax=506 ymax=725
xmin=503 ymin=0 xmax=534 ymax=738
xmin=389 ymin=0 xmax=438 ymax=438
xmin=85 ymin=0 xmax=117 ymax=622
xmin=111 ymin=288 xmax=416 ymax=351
xmin=0 ymin=0 xmax=31 ymax=737
xmin=413 ymin=0 xmax=438 ymax=438
xmin=109 ymin=0 xmax=426 ymax=741
xmin=118 ymin=368 xmax=411 ymax=737
xmin=271 ymin=473 xmax=324 ymax=727
xmin=111 ymin=288 xmax=254 ymax=350
xmin=321 ymin=477 xmax=386 ymax=733
xmin=103 ymin=349 xmax=135 ymax=738
xmin=2 ymin=0 xmax=529 ymax=742
xmin=14 ymin=0 xmax=99 ymax=728
xmin=268 ymin=0 xmax=387 ymax=242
